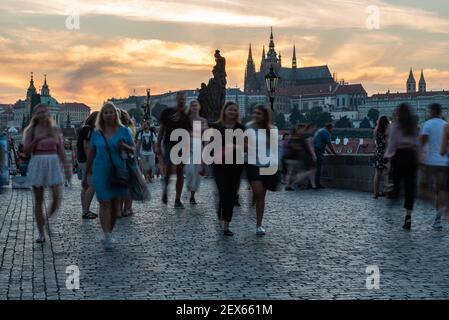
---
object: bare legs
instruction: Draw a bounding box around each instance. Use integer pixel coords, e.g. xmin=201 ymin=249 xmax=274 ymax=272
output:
xmin=250 ymin=181 xmax=267 ymax=227
xmin=373 ymin=168 xmax=384 ymax=198
xmin=99 ymin=198 xmax=120 ymax=234
xmin=81 ymin=184 xmax=95 ymax=215
xmin=33 ymin=187 xmax=45 ymax=238
xmin=32 ymin=184 xmax=62 ymax=242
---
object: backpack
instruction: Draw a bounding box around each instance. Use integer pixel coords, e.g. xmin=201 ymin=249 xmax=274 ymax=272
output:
xmin=140 ymin=132 xmax=153 ymax=152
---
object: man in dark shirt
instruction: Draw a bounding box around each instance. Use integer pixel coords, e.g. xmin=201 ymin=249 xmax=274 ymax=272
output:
xmin=313 ymin=123 xmax=337 ymax=188
xmin=156 ymin=92 xmax=192 ymax=208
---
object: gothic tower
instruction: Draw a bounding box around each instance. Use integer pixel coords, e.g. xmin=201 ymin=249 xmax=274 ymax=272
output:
xmin=406 ymin=68 xmax=416 ymax=93
xmin=419 ymin=70 xmax=426 ymax=93
xmin=244 ymin=44 xmax=257 ymax=94
xmin=292 ymin=44 xmax=297 ymax=69
xmin=260 ymin=45 xmax=266 ymax=71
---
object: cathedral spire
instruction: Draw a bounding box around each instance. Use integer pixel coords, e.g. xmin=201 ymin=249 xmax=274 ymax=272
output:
xmin=260 ymin=45 xmax=266 ymax=71
xmin=279 ymin=51 xmax=282 ymax=67
xmin=292 ymin=44 xmax=297 ymax=69
xmin=244 ymin=43 xmax=256 ymax=94
xmin=266 ymin=27 xmax=278 ymax=63
xmin=419 ymin=69 xmax=426 ymax=93
xmin=406 ymin=68 xmax=416 ymax=93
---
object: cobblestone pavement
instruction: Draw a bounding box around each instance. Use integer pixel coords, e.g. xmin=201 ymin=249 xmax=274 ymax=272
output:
xmin=1 ymin=177 xmax=449 ymax=300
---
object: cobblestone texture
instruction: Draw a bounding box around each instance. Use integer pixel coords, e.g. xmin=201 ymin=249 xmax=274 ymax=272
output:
xmin=1 ymin=178 xmax=449 ymax=300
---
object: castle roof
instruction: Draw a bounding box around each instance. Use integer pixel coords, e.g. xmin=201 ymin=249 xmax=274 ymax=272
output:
xmin=371 ymin=90 xmax=449 ymax=100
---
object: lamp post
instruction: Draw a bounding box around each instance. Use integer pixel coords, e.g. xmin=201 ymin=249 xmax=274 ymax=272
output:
xmin=265 ymin=65 xmax=279 ymax=110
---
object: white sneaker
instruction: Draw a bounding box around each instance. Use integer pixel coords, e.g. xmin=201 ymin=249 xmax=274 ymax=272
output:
xmin=256 ymin=226 xmax=266 ymax=236
xmin=431 ymin=219 xmax=443 ymax=230
xmin=104 ymin=233 xmax=113 ymax=249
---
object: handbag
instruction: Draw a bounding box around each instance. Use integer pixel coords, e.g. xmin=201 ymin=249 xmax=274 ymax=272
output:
xmin=100 ymin=132 xmax=129 ymax=187
xmin=128 ymin=163 xmax=151 ymax=201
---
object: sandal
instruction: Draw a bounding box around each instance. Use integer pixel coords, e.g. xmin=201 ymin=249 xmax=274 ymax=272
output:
xmin=122 ymin=210 xmax=133 ymax=217
xmin=82 ymin=211 xmax=97 ymax=219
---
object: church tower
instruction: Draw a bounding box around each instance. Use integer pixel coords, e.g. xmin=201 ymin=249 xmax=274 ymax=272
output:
xmin=260 ymin=45 xmax=266 ymax=71
xmin=406 ymin=68 xmax=416 ymax=93
xmin=419 ymin=70 xmax=426 ymax=93
xmin=26 ymin=72 xmax=37 ymax=100
xmin=292 ymin=44 xmax=297 ymax=69
xmin=265 ymin=27 xmax=279 ymax=67
xmin=41 ymin=74 xmax=50 ymax=97
xmin=244 ymin=44 xmax=257 ymax=94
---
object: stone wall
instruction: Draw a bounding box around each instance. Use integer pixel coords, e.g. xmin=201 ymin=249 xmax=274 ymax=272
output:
xmin=321 ymin=154 xmax=375 ymax=192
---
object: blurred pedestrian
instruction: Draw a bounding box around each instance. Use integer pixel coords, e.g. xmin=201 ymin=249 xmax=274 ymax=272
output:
xmin=211 ymin=101 xmax=244 ymax=236
xmin=419 ymin=103 xmax=448 ymax=229
xmin=156 ymin=92 xmax=191 ymax=209
xmin=136 ymin=120 xmax=156 ymax=183
xmin=63 ymin=140 xmax=75 ymax=188
xmin=384 ymin=103 xmax=419 ymax=230
xmin=83 ymin=102 xmax=134 ymax=249
xmin=120 ymin=110 xmax=136 ymax=217
xmin=23 ymin=104 xmax=65 ymax=243
xmin=246 ymin=105 xmax=279 ymax=236
xmin=77 ymin=111 xmax=98 ymax=219
xmin=313 ymin=123 xmax=337 ymax=189
xmin=185 ymin=100 xmax=208 ymax=204
xmin=373 ymin=116 xmax=390 ymax=198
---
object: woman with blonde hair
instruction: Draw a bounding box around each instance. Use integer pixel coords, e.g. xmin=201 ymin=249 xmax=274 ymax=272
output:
xmin=83 ymin=102 xmax=135 ymax=249
xmin=23 ymin=103 xmax=66 ymax=243
xmin=185 ymin=100 xmax=208 ymax=204
xmin=210 ymin=101 xmax=245 ymax=236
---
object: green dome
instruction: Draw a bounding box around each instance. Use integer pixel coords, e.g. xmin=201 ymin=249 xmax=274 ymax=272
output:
xmin=40 ymin=96 xmax=59 ymax=107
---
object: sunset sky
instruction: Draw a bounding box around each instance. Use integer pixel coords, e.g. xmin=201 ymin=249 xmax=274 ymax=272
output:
xmin=1 ymin=0 xmax=449 ymax=109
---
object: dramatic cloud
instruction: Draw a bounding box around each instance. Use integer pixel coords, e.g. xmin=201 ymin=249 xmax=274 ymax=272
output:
xmin=1 ymin=0 xmax=449 ymax=107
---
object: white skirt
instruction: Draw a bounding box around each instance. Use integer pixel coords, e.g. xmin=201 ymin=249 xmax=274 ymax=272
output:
xmin=26 ymin=154 xmax=65 ymax=188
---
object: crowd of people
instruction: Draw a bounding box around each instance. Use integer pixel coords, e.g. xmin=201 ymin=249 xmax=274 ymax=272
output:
xmin=13 ymin=96 xmax=449 ymax=248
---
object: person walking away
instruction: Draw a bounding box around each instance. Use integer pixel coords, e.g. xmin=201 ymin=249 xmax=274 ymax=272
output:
xmin=156 ymin=92 xmax=192 ymax=209
xmin=419 ymin=103 xmax=448 ymax=229
xmin=185 ymin=100 xmax=208 ymax=204
xmin=136 ymin=120 xmax=156 ymax=183
xmin=77 ymin=112 xmax=98 ymax=219
xmin=373 ymin=116 xmax=390 ymax=199
xmin=313 ymin=123 xmax=337 ymax=189
xmin=83 ymin=102 xmax=134 ymax=249
xmin=23 ymin=104 xmax=66 ymax=243
xmin=384 ymin=103 xmax=419 ymax=230
xmin=245 ymin=105 xmax=279 ymax=236
xmin=211 ymin=102 xmax=245 ymax=236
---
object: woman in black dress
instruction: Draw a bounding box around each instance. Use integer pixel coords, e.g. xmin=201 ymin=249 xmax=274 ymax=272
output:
xmin=373 ymin=116 xmax=390 ymax=199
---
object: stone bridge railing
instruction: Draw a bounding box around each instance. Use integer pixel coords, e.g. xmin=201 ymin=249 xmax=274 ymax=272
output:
xmin=321 ymin=154 xmax=375 ymax=192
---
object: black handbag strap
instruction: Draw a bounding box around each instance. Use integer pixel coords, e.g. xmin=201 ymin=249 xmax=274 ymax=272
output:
xmin=99 ymin=131 xmax=115 ymax=167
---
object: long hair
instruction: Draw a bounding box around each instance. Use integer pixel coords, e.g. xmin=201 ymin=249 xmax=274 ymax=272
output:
xmin=217 ymin=101 xmax=241 ymax=125
xmin=84 ymin=111 xmax=99 ymax=127
xmin=374 ymin=116 xmax=389 ymax=135
xmin=95 ymin=102 xmax=123 ymax=133
xmin=23 ymin=103 xmax=56 ymax=137
xmin=249 ymin=104 xmax=274 ymax=130
xmin=396 ymin=103 xmax=417 ymax=136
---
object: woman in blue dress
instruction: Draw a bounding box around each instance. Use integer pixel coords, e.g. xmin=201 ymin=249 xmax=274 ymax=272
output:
xmin=83 ymin=102 xmax=134 ymax=249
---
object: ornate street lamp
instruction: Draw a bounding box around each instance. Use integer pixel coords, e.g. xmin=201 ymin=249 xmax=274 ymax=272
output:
xmin=265 ymin=65 xmax=279 ymax=110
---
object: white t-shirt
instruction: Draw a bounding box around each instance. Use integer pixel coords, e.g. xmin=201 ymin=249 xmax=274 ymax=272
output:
xmin=138 ymin=131 xmax=156 ymax=156
xmin=421 ymin=118 xmax=448 ymax=166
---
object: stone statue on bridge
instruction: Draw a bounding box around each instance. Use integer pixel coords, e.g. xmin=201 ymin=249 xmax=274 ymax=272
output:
xmin=198 ymin=50 xmax=227 ymax=122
